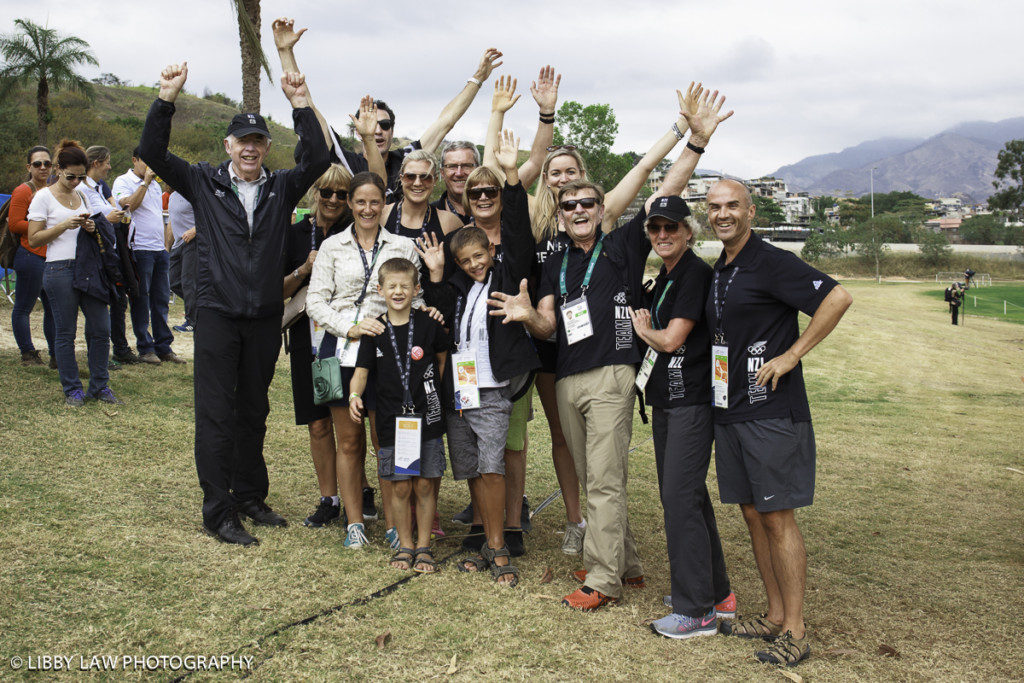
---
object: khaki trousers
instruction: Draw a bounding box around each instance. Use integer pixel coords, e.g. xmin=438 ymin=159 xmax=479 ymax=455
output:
xmin=556 ymin=364 xmax=643 ymax=597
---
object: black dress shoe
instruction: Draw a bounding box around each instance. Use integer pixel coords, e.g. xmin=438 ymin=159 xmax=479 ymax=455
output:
xmin=203 ymin=513 xmax=259 ymax=546
xmin=238 ymin=499 xmax=288 ymax=527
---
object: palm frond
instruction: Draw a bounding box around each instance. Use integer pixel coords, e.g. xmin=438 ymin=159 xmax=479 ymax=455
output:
xmin=230 ymin=0 xmax=272 ymax=84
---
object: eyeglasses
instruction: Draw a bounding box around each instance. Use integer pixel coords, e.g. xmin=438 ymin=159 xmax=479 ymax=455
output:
xmin=30 ymin=160 xmax=52 ymax=169
xmin=547 ymin=145 xmax=577 ymax=152
xmin=62 ymin=173 xmax=88 ymax=182
xmin=646 ymin=222 xmax=680 ymax=235
xmin=318 ymin=188 xmax=348 ymax=200
xmin=402 ymin=172 xmax=433 ymax=183
xmin=467 ymin=186 xmax=500 ymax=201
xmin=559 ymin=197 xmax=600 ymax=212
xmin=377 ymin=119 xmax=394 ymax=131
xmin=442 ymin=163 xmax=477 ymax=172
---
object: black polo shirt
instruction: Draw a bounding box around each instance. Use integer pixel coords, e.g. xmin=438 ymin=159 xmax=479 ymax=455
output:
xmin=355 ymin=309 xmax=449 ymax=447
xmin=706 ymin=233 xmax=838 ymax=424
xmin=537 ymin=210 xmax=650 ymax=379
xmin=643 ymin=248 xmax=713 ymax=408
xmin=432 ymin=191 xmax=473 ymax=225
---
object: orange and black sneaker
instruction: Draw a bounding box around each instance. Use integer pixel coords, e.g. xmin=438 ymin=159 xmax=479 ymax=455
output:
xmin=714 ymin=591 xmax=737 ymax=619
xmin=572 ymin=569 xmax=646 ymax=588
xmin=562 ymin=586 xmax=619 ymax=611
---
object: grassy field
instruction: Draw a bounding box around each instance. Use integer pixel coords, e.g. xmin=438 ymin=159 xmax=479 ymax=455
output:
xmin=1 ymin=280 xmax=1022 ymax=680
xmin=923 ymin=282 xmax=1024 ymax=325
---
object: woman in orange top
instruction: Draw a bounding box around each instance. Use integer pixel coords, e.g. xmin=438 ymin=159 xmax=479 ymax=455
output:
xmin=9 ymin=145 xmax=56 ymax=366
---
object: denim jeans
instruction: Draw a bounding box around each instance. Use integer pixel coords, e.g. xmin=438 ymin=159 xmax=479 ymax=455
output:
xmin=42 ymin=259 xmax=111 ymax=397
xmin=130 ymin=249 xmax=173 ymax=356
xmin=11 ymin=247 xmax=55 ymax=355
xmin=168 ymin=240 xmax=197 ymax=325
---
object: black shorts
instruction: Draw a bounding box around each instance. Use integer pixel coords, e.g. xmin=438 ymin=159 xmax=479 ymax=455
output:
xmin=536 ymin=339 xmax=558 ymax=375
xmin=714 ymin=418 xmax=815 ymax=512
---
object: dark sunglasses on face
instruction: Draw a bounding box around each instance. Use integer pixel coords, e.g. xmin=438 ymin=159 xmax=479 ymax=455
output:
xmin=402 ymin=172 xmax=433 ymax=183
xmin=31 ymin=160 xmax=52 ymax=169
xmin=646 ymin=222 xmax=680 ymax=235
xmin=559 ymin=197 xmax=600 ymax=212
xmin=318 ymin=188 xmax=348 ymax=200
xmin=377 ymin=118 xmax=394 ymax=131
xmin=63 ymin=173 xmax=88 ymax=182
xmin=547 ymin=144 xmax=577 ymax=152
xmin=467 ymin=186 xmax=500 ymax=201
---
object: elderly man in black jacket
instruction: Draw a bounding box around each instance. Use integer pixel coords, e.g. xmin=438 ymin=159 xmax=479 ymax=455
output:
xmin=140 ymin=62 xmax=330 ymax=546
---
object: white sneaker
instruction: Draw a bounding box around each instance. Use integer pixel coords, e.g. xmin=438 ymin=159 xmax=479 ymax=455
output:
xmin=561 ymin=522 xmax=585 ymax=554
xmin=344 ymin=522 xmax=369 ymax=549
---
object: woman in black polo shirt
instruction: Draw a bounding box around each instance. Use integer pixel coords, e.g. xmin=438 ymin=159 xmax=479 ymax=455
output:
xmin=630 ymin=196 xmax=734 ymax=640
xmin=283 ymin=163 xmax=353 ymax=528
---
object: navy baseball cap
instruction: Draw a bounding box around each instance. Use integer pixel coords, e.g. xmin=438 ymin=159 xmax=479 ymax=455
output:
xmin=647 ymin=195 xmax=691 ymax=222
xmin=226 ymin=112 xmax=271 ymax=139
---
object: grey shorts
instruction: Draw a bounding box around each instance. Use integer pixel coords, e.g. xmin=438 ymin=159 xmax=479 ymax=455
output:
xmin=447 ymin=386 xmax=513 ymax=480
xmin=714 ymin=418 xmax=816 ymax=512
xmin=377 ymin=437 xmax=446 ymax=482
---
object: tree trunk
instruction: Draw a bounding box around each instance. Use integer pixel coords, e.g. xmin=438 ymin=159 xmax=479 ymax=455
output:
xmin=237 ymin=0 xmax=261 ymax=113
xmin=36 ymin=76 xmax=49 ymax=146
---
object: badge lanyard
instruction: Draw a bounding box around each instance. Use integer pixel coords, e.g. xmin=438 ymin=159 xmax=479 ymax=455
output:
xmin=456 ymin=275 xmax=491 ymax=350
xmin=336 ymin=230 xmax=382 ymax=363
xmin=711 ymin=266 xmax=738 ymax=409
xmin=650 ymin=279 xmax=674 ymax=331
xmin=560 ymin=233 xmax=604 ymax=301
xmin=636 ymin=278 xmax=674 ymax=393
xmin=385 ymin=312 xmax=417 ymax=412
xmin=712 ymin=266 xmax=739 ymax=344
xmin=395 ymin=201 xmax=432 ymax=237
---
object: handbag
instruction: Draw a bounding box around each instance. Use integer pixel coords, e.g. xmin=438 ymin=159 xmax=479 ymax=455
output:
xmin=282 ymin=285 xmax=307 ymax=331
xmin=311 ymin=355 xmax=347 ymax=405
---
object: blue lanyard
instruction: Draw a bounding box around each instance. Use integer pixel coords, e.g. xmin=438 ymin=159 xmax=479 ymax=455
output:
xmin=651 ymin=279 xmax=674 ymax=331
xmin=385 ymin=313 xmax=416 ymax=411
xmin=354 ymin=230 xmax=382 ymax=307
xmin=559 ymin=233 xmax=604 ymax=300
xmin=395 ymin=201 xmax=431 ymax=236
xmin=456 ymin=275 xmax=491 ymax=348
xmin=712 ymin=266 xmax=739 ymax=341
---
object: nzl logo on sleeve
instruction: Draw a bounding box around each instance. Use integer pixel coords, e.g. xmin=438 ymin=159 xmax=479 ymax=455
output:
xmin=746 ymin=339 xmax=768 ymax=405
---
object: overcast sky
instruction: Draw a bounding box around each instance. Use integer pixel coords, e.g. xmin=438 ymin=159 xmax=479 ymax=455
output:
xmin=4 ymin=0 xmax=1022 ymax=178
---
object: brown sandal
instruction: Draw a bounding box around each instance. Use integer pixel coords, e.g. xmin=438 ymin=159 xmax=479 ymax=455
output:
xmin=720 ymin=613 xmax=782 ymax=640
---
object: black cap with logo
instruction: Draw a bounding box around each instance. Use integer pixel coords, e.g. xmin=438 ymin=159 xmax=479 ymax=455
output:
xmin=226 ymin=112 xmax=271 ymax=139
xmin=647 ymin=195 xmax=691 ymax=222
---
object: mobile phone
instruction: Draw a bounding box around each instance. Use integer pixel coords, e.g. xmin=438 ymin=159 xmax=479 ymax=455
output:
xmin=89 ymin=212 xmax=104 ymax=221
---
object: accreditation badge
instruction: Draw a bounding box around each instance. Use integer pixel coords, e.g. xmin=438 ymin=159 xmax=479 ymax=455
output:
xmin=394 ymin=414 xmax=422 ymax=476
xmin=560 ymin=296 xmax=594 ymax=345
xmin=712 ymin=344 xmax=729 ymax=409
xmin=452 ymin=349 xmax=480 ymax=410
xmin=635 ymin=347 xmax=657 ymax=392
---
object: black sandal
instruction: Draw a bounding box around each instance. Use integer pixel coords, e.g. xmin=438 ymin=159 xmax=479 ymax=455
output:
xmin=457 ymin=553 xmax=488 ymax=573
xmin=482 ymin=545 xmax=519 ymax=587
xmin=413 ymin=547 xmax=437 ymax=574
xmin=389 ymin=547 xmax=414 ymax=571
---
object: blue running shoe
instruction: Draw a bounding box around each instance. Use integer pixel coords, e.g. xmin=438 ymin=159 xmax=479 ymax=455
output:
xmin=650 ymin=609 xmax=718 ymax=640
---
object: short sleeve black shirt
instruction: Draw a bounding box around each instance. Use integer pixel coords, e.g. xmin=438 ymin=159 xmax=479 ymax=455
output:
xmin=431 ymin=192 xmax=473 ymax=225
xmin=643 ymin=248 xmax=713 ymax=408
xmin=705 ymin=233 xmax=838 ymax=424
xmin=355 ymin=308 xmax=449 ymax=446
xmin=537 ymin=210 xmax=651 ymax=379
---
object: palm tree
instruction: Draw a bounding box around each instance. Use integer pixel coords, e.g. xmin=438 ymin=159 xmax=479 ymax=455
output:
xmin=230 ymin=0 xmax=272 ymax=113
xmin=0 ymin=18 xmax=98 ymax=145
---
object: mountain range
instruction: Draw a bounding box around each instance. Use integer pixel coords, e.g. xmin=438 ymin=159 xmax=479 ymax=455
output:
xmin=769 ymin=117 xmax=1024 ymax=202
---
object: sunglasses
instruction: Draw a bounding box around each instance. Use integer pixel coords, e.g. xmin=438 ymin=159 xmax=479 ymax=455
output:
xmin=402 ymin=172 xmax=433 ymax=183
xmin=377 ymin=118 xmax=394 ymax=131
xmin=467 ymin=186 xmax=500 ymax=201
xmin=547 ymin=144 xmax=577 ymax=152
xmin=559 ymin=197 xmax=600 ymax=212
xmin=30 ymin=160 xmax=52 ymax=169
xmin=63 ymin=173 xmax=88 ymax=182
xmin=646 ymin=222 xmax=680 ymax=235
xmin=318 ymin=188 xmax=348 ymax=200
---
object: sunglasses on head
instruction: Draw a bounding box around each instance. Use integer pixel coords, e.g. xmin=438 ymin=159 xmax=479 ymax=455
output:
xmin=63 ymin=173 xmax=88 ymax=182
xmin=318 ymin=188 xmax=348 ymax=200
xmin=31 ymin=160 xmax=52 ymax=169
xmin=467 ymin=186 xmax=500 ymax=201
xmin=377 ymin=118 xmax=394 ymax=131
xmin=402 ymin=172 xmax=433 ymax=183
xmin=547 ymin=144 xmax=577 ymax=152
xmin=559 ymin=197 xmax=599 ymax=212
xmin=646 ymin=222 xmax=680 ymax=235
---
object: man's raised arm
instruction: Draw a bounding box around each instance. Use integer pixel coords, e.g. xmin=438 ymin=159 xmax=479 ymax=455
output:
xmin=418 ymin=48 xmax=503 ymax=153
xmin=139 ymin=62 xmax=197 ymax=202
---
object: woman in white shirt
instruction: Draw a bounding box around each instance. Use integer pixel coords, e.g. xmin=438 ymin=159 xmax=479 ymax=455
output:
xmin=27 ymin=139 xmax=121 ymax=407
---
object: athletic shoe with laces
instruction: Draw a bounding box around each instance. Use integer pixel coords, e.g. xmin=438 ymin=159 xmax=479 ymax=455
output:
xmin=362 ymin=487 xmax=378 ymax=521
xmin=561 ymin=522 xmax=585 ymax=554
xmin=94 ymin=387 xmax=124 ymax=405
xmin=384 ymin=526 xmax=400 ymax=550
xmin=65 ymin=389 xmax=86 ymax=407
xmin=344 ymin=522 xmax=369 ymax=549
xmin=172 ymin=321 xmax=194 ymax=333
xmin=562 ymin=586 xmax=618 ymax=611
xmin=755 ymin=630 xmax=810 ymax=666
xmin=452 ymin=502 xmax=474 ymax=525
xmin=663 ymin=590 xmax=736 ymax=619
xmin=650 ymin=609 xmax=719 ymax=640
xmin=304 ymin=497 xmax=341 ymax=527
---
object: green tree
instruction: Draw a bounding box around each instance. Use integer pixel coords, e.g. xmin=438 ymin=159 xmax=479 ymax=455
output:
xmin=918 ymin=230 xmax=952 ymax=265
xmin=0 ymin=18 xmax=98 ymax=145
xmin=959 ymin=213 xmax=1024 ymax=245
xmin=988 ymin=139 xmax=1024 ymax=218
xmin=812 ymin=195 xmax=837 ymax=222
xmin=752 ymin=194 xmax=785 ymax=227
xmin=851 ymin=217 xmax=892 ymax=282
xmin=553 ymin=100 xmax=634 ymax=190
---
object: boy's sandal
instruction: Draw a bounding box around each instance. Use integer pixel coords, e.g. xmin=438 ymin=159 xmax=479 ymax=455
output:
xmin=412 ymin=547 xmax=437 ymax=574
xmin=457 ymin=554 xmax=488 ymax=573
xmin=389 ymin=547 xmax=415 ymax=571
xmin=721 ymin=613 xmax=783 ymax=640
xmin=483 ymin=545 xmax=519 ymax=587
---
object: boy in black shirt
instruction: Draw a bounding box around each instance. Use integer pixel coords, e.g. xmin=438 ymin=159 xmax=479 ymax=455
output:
xmin=350 ymin=258 xmax=448 ymax=573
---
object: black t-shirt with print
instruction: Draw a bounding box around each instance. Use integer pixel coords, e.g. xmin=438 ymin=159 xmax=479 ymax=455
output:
xmin=537 ymin=210 xmax=650 ymax=379
xmin=355 ymin=308 xmax=449 ymax=446
xmin=705 ymin=233 xmax=838 ymax=424
xmin=643 ymin=248 xmax=713 ymax=408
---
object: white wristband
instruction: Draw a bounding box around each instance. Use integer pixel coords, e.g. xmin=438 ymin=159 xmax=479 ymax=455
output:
xmin=467 ymin=77 xmax=482 ymax=87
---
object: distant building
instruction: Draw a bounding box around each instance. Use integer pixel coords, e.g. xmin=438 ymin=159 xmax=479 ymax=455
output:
xmin=924 ymin=217 xmax=963 ymax=235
